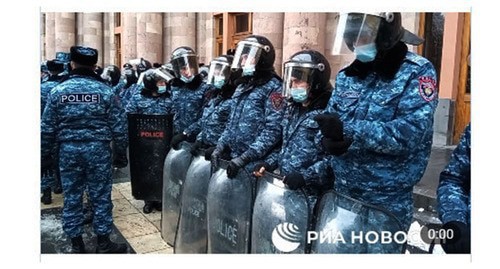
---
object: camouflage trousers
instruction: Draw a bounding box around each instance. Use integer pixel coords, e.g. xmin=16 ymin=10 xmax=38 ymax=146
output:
xmin=59 ymin=141 xmax=113 ymax=238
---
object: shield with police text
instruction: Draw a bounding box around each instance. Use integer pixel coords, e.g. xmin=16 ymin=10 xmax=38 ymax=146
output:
xmin=310 ymin=190 xmax=406 ymax=254
xmin=206 ymin=160 xmax=256 ymax=253
xmin=174 ymin=152 xmax=212 ymax=253
xmin=127 ymin=113 xmax=173 ymax=201
xmin=251 ymin=172 xmax=310 ymax=253
xmin=161 ymin=141 xmax=193 ymax=246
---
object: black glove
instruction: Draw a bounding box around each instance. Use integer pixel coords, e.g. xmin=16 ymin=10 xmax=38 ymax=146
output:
xmin=314 ymin=113 xmax=344 ymax=141
xmin=113 ymin=153 xmax=128 ymax=168
xmin=171 ymin=133 xmax=187 ymax=150
xmin=253 ymin=162 xmax=272 ymax=173
xmin=190 ymin=141 xmax=204 ymax=155
xmin=227 ymin=156 xmax=249 ymax=179
xmin=283 ymin=172 xmax=305 ymax=190
xmin=205 ymin=146 xmax=216 ymax=161
xmin=41 ymin=156 xmax=54 ymax=171
xmin=441 ymin=221 xmax=470 ymax=254
xmin=321 ymin=137 xmax=353 ymax=156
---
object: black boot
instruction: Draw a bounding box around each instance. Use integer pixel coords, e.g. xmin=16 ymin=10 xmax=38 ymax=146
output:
xmin=143 ymin=201 xmax=154 ymax=214
xmin=41 ymin=188 xmax=52 ymax=205
xmin=96 ymin=234 xmax=128 ymax=254
xmin=70 ymin=235 xmax=86 ymax=254
xmin=53 ymin=178 xmax=62 ymax=194
xmin=154 ymin=201 xmax=162 ymax=212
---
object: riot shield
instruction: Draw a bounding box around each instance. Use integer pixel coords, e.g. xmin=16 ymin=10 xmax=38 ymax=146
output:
xmin=174 ymin=152 xmax=212 ymax=253
xmin=127 ymin=114 xmax=173 ymax=201
xmin=161 ymin=141 xmax=193 ymax=246
xmin=206 ymin=160 xmax=256 ymax=253
xmin=310 ymin=190 xmax=406 ymax=254
xmin=251 ymin=172 xmax=310 ymax=254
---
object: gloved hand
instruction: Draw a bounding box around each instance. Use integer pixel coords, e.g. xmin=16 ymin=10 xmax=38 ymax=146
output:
xmin=253 ymin=162 xmax=271 ymax=177
xmin=321 ymin=137 xmax=353 ymax=156
xmin=283 ymin=172 xmax=305 ymax=190
xmin=441 ymin=221 xmax=470 ymax=254
xmin=171 ymin=133 xmax=187 ymax=150
xmin=113 ymin=153 xmax=128 ymax=168
xmin=190 ymin=141 xmax=204 ymax=155
xmin=314 ymin=113 xmax=344 ymax=141
xmin=227 ymin=156 xmax=249 ymax=179
xmin=204 ymin=146 xmax=216 ymax=161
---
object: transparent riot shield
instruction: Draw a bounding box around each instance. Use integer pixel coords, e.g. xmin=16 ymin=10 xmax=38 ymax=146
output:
xmin=174 ymin=152 xmax=212 ymax=253
xmin=161 ymin=141 xmax=193 ymax=246
xmin=206 ymin=160 xmax=256 ymax=253
xmin=251 ymin=172 xmax=310 ymax=254
xmin=310 ymin=190 xmax=406 ymax=254
xmin=127 ymin=114 xmax=173 ymax=201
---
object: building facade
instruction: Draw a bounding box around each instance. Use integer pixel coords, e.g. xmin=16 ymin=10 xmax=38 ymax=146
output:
xmin=40 ymin=12 xmax=470 ymax=146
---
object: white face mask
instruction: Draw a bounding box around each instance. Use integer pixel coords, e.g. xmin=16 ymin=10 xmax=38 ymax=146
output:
xmin=181 ymin=75 xmax=194 ymax=83
xmin=157 ymin=85 xmax=167 ymax=94
xmin=290 ymin=87 xmax=308 ymax=103
xmin=213 ymin=75 xmax=226 ymax=89
xmin=242 ymin=65 xmax=256 ymax=76
xmin=354 ymin=43 xmax=378 ymax=63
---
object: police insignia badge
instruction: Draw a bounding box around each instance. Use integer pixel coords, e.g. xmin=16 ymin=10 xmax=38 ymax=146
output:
xmin=418 ymin=76 xmax=437 ymax=102
xmin=270 ymin=92 xmax=284 ymax=111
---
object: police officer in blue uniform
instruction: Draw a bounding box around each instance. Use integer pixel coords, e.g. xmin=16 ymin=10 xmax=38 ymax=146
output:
xmin=211 ymin=35 xmax=284 ymax=178
xmin=168 ymin=46 xmax=213 ymax=148
xmin=40 ymin=59 xmax=66 ymax=204
xmin=188 ymin=55 xmax=239 ymax=157
xmin=41 ymin=46 xmax=128 ymax=253
xmin=254 ymin=50 xmax=335 ymax=210
xmin=314 ymin=12 xmax=438 ymax=232
xmin=437 ymin=123 xmax=471 ymax=254
xmin=126 ymin=68 xmax=175 ymax=213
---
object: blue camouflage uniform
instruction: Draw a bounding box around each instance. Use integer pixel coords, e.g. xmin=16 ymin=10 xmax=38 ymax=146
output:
xmin=323 ymin=51 xmax=438 ymax=231
xmin=265 ymin=94 xmax=335 ymax=208
xmin=119 ymin=83 xmax=141 ymax=108
xmin=41 ymin=69 xmax=128 ymax=238
xmin=125 ymin=90 xmax=173 ymax=115
xmin=192 ymin=94 xmax=234 ymax=147
xmin=170 ymin=78 xmax=212 ymax=135
xmin=217 ymin=76 xmax=284 ymax=172
xmin=437 ymin=124 xmax=471 ymax=225
xmin=113 ymin=78 xmax=127 ymax=96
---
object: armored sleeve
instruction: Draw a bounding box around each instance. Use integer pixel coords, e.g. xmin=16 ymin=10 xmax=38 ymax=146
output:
xmin=341 ymin=63 xmax=438 ymax=156
xmin=437 ymin=124 xmax=471 ymax=224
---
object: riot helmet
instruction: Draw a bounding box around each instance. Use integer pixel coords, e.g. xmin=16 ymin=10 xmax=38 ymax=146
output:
xmin=170 ymin=46 xmax=199 ymax=83
xmin=231 ymin=35 xmax=275 ymax=76
xmin=206 ymin=55 xmax=234 ymax=89
xmin=141 ymin=68 xmax=173 ymax=95
xmin=332 ymin=12 xmax=424 ymax=62
xmin=46 ymin=59 xmax=65 ymax=74
xmin=101 ymin=65 xmax=121 ymax=86
xmin=282 ymin=50 xmax=331 ymax=104
xmin=137 ymin=58 xmax=152 ymax=75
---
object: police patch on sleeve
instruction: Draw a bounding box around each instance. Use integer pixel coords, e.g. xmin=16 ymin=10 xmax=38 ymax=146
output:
xmin=418 ymin=76 xmax=437 ymax=102
xmin=270 ymin=92 xmax=285 ymax=111
xmin=60 ymin=93 xmax=100 ymax=104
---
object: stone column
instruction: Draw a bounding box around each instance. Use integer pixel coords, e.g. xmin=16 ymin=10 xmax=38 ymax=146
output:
xmin=196 ymin=13 xmax=207 ymax=65
xmin=76 ymin=13 xmax=84 ymax=45
xmin=40 ymin=13 xmax=46 ymax=61
xmin=167 ymin=13 xmax=196 ymax=57
xmin=82 ymin=13 xmax=104 ymax=66
xmin=283 ymin=13 xmax=326 ymax=61
xmin=163 ymin=13 xmax=171 ymax=63
xmin=325 ymin=13 xmax=355 ymax=80
xmin=252 ymin=13 xmax=285 ymax=75
xmin=136 ymin=12 xmax=163 ymax=64
xmin=55 ymin=12 xmax=76 ymax=54
xmin=45 ymin=13 xmax=56 ymax=60
xmin=122 ymin=13 xmax=137 ymax=65
xmin=103 ymin=13 xmax=112 ymax=66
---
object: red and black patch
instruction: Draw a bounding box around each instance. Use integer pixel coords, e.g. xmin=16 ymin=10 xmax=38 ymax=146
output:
xmin=418 ymin=76 xmax=437 ymax=102
xmin=270 ymin=92 xmax=285 ymax=111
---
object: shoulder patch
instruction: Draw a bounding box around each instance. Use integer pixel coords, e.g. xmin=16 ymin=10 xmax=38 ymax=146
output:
xmin=418 ymin=76 xmax=437 ymax=102
xmin=270 ymin=92 xmax=285 ymax=111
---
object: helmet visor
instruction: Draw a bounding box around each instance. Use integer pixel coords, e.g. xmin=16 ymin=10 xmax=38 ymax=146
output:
xmin=171 ymin=55 xmax=199 ymax=79
xmin=332 ymin=13 xmax=382 ymax=55
xmin=282 ymin=62 xmax=318 ymax=100
xmin=231 ymin=41 xmax=268 ymax=70
xmin=207 ymin=60 xmax=231 ymax=86
xmin=154 ymin=67 xmax=176 ymax=83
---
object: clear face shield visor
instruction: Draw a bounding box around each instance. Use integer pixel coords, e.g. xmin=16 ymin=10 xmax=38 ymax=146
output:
xmin=282 ymin=62 xmax=323 ymax=100
xmin=153 ymin=67 xmax=176 ymax=84
xmin=207 ymin=60 xmax=231 ymax=87
xmin=332 ymin=13 xmax=382 ymax=55
xmin=171 ymin=54 xmax=199 ymax=79
xmin=231 ymin=41 xmax=269 ymax=70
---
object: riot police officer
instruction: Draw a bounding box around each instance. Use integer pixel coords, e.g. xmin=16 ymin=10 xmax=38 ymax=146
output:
xmin=437 ymin=123 xmax=471 ymax=254
xmin=314 ymin=12 xmax=438 ymax=232
xmin=211 ymin=35 xmax=284 ymax=178
xmin=41 ymin=45 xmax=128 ymax=253
xmin=254 ymin=50 xmax=335 ymax=210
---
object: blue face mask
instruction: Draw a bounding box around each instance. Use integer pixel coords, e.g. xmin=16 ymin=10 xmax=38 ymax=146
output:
xmin=354 ymin=43 xmax=378 ymax=63
xmin=290 ymin=88 xmax=308 ymax=103
xmin=242 ymin=65 xmax=255 ymax=76
xmin=157 ymin=85 xmax=167 ymax=94
xmin=213 ymin=75 xmax=226 ymax=89
xmin=180 ymin=75 xmax=194 ymax=83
